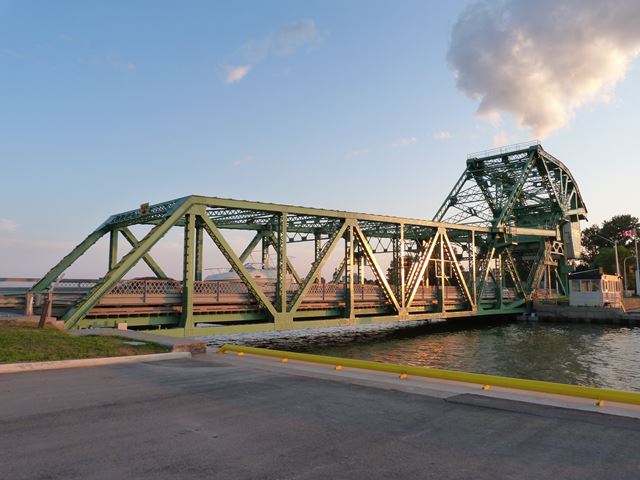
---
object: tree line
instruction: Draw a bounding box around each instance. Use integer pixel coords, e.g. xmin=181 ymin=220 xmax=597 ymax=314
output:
xmin=581 ymin=214 xmax=639 ymax=289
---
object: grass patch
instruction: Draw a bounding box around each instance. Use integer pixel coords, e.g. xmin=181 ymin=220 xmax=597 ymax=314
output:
xmin=0 ymin=320 xmax=171 ymax=363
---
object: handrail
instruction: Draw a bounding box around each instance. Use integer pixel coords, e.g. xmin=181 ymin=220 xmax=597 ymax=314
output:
xmin=467 ymin=140 xmax=540 ymax=159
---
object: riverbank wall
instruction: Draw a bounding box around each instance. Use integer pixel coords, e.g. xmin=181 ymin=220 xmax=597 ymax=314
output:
xmin=531 ymin=301 xmax=640 ymax=326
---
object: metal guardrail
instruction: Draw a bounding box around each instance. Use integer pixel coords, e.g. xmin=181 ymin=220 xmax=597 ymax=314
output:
xmin=220 ymin=345 xmax=640 ymax=407
xmin=1 ymin=276 xmax=517 ymax=316
xmin=467 ymin=140 xmax=540 ymax=159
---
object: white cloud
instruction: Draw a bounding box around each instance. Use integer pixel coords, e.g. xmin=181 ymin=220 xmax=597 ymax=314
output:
xmin=0 ymin=218 xmax=18 ymax=232
xmin=232 ymin=155 xmax=253 ymax=166
xmin=433 ymin=131 xmax=452 ymax=141
xmin=448 ymin=0 xmax=640 ymax=137
xmin=493 ymin=131 xmax=509 ymax=147
xmin=0 ymin=49 xmax=24 ymax=60
xmin=345 ymin=148 xmax=369 ymax=159
xmin=84 ymin=53 xmax=136 ymax=72
xmin=224 ymin=20 xmax=319 ymax=84
xmin=391 ymin=137 xmax=417 ymax=147
xmin=225 ymin=65 xmax=252 ymax=84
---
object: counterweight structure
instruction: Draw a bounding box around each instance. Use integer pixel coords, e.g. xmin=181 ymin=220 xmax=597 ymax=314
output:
xmin=29 ymin=142 xmax=586 ymax=337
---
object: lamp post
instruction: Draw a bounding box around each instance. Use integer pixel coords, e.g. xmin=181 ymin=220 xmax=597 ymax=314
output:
xmin=635 ymin=236 xmax=640 ymax=296
xmin=594 ymin=234 xmax=621 ymax=277
xmin=623 ymin=255 xmax=636 ymax=293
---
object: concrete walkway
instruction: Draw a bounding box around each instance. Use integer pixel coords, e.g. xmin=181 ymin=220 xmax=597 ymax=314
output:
xmin=2 ymin=353 xmax=640 ymax=479
xmin=69 ymin=328 xmax=206 ymax=353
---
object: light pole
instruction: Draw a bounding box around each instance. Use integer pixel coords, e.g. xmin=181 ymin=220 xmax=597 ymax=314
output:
xmin=635 ymin=235 xmax=640 ymax=296
xmin=623 ymin=255 xmax=636 ymax=293
xmin=594 ymin=234 xmax=621 ymax=277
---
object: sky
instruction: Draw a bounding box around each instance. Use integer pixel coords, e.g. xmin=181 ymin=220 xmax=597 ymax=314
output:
xmin=1 ymin=0 xmax=640 ymax=279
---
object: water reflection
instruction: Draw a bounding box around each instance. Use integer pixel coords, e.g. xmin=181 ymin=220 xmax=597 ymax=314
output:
xmin=237 ymin=319 xmax=640 ymax=391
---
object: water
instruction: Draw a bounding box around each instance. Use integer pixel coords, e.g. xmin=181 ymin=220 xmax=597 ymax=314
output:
xmin=210 ymin=319 xmax=640 ymax=391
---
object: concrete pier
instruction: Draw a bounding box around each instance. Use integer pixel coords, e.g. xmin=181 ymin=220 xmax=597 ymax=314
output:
xmin=534 ymin=301 xmax=640 ymax=326
xmin=1 ymin=353 xmax=640 ymax=479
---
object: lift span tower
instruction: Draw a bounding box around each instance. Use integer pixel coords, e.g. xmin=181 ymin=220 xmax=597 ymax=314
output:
xmin=29 ymin=142 xmax=586 ymax=337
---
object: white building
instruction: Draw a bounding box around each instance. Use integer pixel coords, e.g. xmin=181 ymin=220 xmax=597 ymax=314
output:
xmin=568 ymin=270 xmax=622 ymax=308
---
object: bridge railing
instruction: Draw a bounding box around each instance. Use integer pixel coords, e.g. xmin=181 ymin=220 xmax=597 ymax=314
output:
xmin=2 ymin=277 xmax=520 ymax=318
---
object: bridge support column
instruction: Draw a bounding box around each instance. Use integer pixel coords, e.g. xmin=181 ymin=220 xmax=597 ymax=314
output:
xmin=497 ymin=253 xmax=504 ymax=309
xmin=276 ymin=213 xmax=288 ymax=314
xmin=195 ymin=224 xmax=203 ymax=281
xmin=439 ymin=231 xmax=446 ymax=313
xmin=262 ymin=234 xmax=270 ymax=269
xmin=399 ymin=224 xmax=405 ymax=309
xmin=345 ymin=224 xmax=355 ymax=321
xmin=108 ymin=229 xmax=118 ymax=271
xmin=181 ymin=211 xmax=196 ymax=332
xmin=314 ymin=231 xmax=322 ymax=283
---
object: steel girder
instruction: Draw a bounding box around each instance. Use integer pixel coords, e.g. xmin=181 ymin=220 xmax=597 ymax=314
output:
xmin=29 ymin=143 xmax=582 ymax=336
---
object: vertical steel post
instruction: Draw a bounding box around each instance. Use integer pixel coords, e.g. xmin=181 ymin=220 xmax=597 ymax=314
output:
xmin=472 ymin=232 xmax=477 ymax=305
xmin=195 ymin=224 xmax=203 ymax=281
xmin=262 ymin=235 xmax=270 ymax=269
xmin=358 ymin=254 xmax=365 ymax=284
xmin=181 ymin=212 xmax=196 ymax=330
xmin=614 ymin=240 xmax=621 ymax=277
xmin=108 ymin=230 xmax=118 ymax=271
xmin=345 ymin=225 xmax=355 ymax=319
xmin=497 ymin=253 xmax=504 ymax=309
xmin=440 ymin=233 xmax=446 ymax=312
xmin=392 ymin=236 xmax=400 ymax=297
xmin=25 ymin=291 xmax=34 ymax=316
xmin=400 ymin=224 xmax=405 ymax=309
xmin=314 ymin=231 xmax=322 ymax=283
xmin=635 ymin=235 xmax=640 ymax=296
xmin=276 ymin=213 xmax=287 ymax=312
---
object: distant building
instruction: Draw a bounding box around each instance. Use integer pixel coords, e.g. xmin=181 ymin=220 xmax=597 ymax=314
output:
xmin=568 ymin=270 xmax=622 ymax=308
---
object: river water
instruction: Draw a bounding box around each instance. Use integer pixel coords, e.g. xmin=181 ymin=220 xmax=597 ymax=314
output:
xmin=213 ymin=319 xmax=640 ymax=391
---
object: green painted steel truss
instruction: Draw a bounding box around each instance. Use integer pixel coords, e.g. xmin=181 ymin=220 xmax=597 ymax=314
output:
xmin=29 ymin=143 xmax=586 ymax=337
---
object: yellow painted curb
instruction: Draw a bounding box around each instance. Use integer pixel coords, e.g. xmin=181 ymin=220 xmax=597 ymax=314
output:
xmin=220 ymin=344 xmax=640 ymax=406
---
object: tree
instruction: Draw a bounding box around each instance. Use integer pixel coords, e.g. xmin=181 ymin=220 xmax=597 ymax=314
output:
xmin=593 ymin=246 xmax=631 ymax=275
xmin=581 ymin=214 xmax=639 ymax=264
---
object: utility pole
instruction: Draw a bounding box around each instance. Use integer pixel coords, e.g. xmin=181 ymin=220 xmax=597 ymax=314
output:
xmin=595 ymin=234 xmax=621 ymax=277
xmin=635 ymin=234 xmax=640 ymax=296
xmin=623 ymin=255 xmax=636 ymax=292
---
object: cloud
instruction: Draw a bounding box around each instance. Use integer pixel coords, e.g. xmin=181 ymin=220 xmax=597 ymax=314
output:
xmin=391 ymin=137 xmax=417 ymax=147
xmin=345 ymin=148 xmax=369 ymax=160
xmin=225 ymin=65 xmax=252 ymax=84
xmin=85 ymin=53 xmax=136 ymax=72
xmin=447 ymin=0 xmax=640 ymax=137
xmin=0 ymin=218 xmax=18 ymax=232
xmin=493 ymin=131 xmax=509 ymax=147
xmin=0 ymin=49 xmax=24 ymax=60
xmin=224 ymin=20 xmax=319 ymax=84
xmin=232 ymin=155 xmax=253 ymax=166
xmin=433 ymin=131 xmax=452 ymax=140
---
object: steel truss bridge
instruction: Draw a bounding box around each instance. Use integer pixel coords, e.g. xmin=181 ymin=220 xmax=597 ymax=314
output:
xmin=28 ymin=142 xmax=586 ymax=337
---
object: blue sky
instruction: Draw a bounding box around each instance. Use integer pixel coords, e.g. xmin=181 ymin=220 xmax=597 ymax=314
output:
xmin=1 ymin=0 xmax=640 ymax=277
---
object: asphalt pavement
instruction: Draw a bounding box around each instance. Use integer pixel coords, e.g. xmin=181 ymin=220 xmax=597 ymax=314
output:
xmin=2 ymin=354 xmax=640 ymax=480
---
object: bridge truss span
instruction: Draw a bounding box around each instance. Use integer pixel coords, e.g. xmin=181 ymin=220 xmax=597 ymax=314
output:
xmin=28 ymin=143 xmax=585 ymax=337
